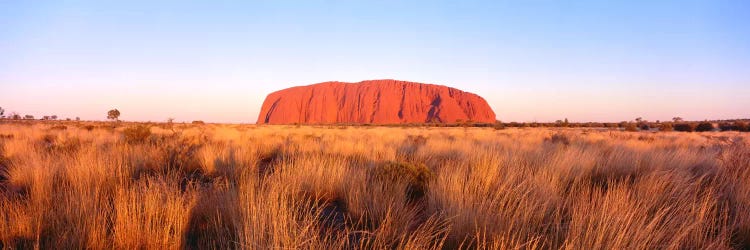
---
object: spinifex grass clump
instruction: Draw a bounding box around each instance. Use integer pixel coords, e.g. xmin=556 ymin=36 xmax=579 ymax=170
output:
xmin=123 ymin=124 xmax=152 ymax=143
xmin=546 ymin=133 xmax=571 ymax=146
xmin=372 ymin=161 xmax=433 ymax=202
xmin=0 ymin=147 xmax=8 ymax=191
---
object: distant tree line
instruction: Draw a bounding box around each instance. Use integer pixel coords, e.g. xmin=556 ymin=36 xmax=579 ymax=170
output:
xmin=364 ymin=117 xmax=748 ymax=133
xmin=0 ymin=107 xmax=120 ymax=122
xmin=494 ymin=117 xmax=749 ymax=132
xmin=0 ymin=106 xmax=747 ymax=133
xmin=297 ymin=118 xmax=745 ymax=133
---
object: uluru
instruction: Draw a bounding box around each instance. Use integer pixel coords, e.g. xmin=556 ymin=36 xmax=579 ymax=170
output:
xmin=257 ymin=79 xmax=496 ymax=124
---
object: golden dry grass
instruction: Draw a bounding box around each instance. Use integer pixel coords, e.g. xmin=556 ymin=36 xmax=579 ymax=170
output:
xmin=0 ymin=122 xmax=749 ymax=249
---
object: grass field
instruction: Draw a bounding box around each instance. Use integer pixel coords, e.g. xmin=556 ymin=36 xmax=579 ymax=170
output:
xmin=1 ymin=122 xmax=749 ymax=249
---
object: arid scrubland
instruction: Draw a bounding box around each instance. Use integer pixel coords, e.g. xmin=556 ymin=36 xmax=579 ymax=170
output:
xmin=0 ymin=122 xmax=749 ymax=249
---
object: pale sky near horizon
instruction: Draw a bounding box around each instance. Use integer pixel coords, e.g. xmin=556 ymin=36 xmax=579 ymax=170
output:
xmin=1 ymin=0 xmax=748 ymax=123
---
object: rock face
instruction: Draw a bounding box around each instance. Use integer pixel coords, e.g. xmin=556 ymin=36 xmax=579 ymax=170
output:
xmin=257 ymin=80 xmax=496 ymax=124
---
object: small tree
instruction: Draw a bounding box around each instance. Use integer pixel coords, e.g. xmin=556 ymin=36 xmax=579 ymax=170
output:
xmin=625 ymin=122 xmax=639 ymax=132
xmin=737 ymin=121 xmax=749 ymax=132
xmin=695 ymin=122 xmax=715 ymax=132
xmin=673 ymin=117 xmax=683 ymax=122
xmin=24 ymin=115 xmax=34 ymax=120
xmin=493 ymin=120 xmax=505 ymax=130
xmin=107 ymin=109 xmax=121 ymax=121
xmin=660 ymin=123 xmax=673 ymax=132
xmin=51 ymin=115 xmax=58 ymax=120
xmin=166 ymin=117 xmax=176 ymax=133
xmin=0 ymin=106 xmax=4 ymax=117
xmin=674 ymin=123 xmax=697 ymax=132
xmin=719 ymin=122 xmax=739 ymax=131
xmin=75 ymin=117 xmax=81 ymax=121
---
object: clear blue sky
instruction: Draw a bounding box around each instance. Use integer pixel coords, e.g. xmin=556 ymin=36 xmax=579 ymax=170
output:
xmin=1 ymin=0 xmax=748 ymax=123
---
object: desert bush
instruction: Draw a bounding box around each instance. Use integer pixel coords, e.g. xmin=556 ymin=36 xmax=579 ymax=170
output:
xmin=0 ymin=150 xmax=8 ymax=185
xmin=49 ymin=125 xmax=67 ymax=130
xmin=674 ymin=123 xmax=697 ymax=132
xmin=735 ymin=121 xmax=750 ymax=132
xmin=372 ymin=161 xmax=433 ymax=201
xmin=719 ymin=122 xmax=735 ymax=131
xmin=625 ymin=123 xmax=638 ymax=132
xmin=407 ymin=135 xmax=428 ymax=146
xmin=123 ymin=125 xmax=152 ymax=143
xmin=493 ymin=122 xmax=505 ymax=130
xmin=546 ymin=133 xmax=571 ymax=145
xmin=41 ymin=134 xmax=56 ymax=145
xmin=717 ymin=121 xmax=750 ymax=132
xmin=163 ymin=141 xmax=203 ymax=175
xmin=46 ymin=137 xmax=83 ymax=155
xmin=398 ymin=135 xmax=428 ymax=158
xmin=184 ymin=188 xmax=239 ymax=249
xmin=191 ymin=120 xmax=205 ymax=125
xmin=737 ymin=121 xmax=749 ymax=132
xmin=113 ymin=178 xmax=196 ymax=249
xmin=659 ymin=123 xmax=674 ymax=131
xmin=695 ymin=122 xmax=715 ymax=132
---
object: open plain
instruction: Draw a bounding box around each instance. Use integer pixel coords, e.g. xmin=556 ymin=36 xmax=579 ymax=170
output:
xmin=1 ymin=122 xmax=749 ymax=249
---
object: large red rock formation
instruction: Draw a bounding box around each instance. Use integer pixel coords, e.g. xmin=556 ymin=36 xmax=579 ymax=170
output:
xmin=257 ymin=80 xmax=496 ymax=124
